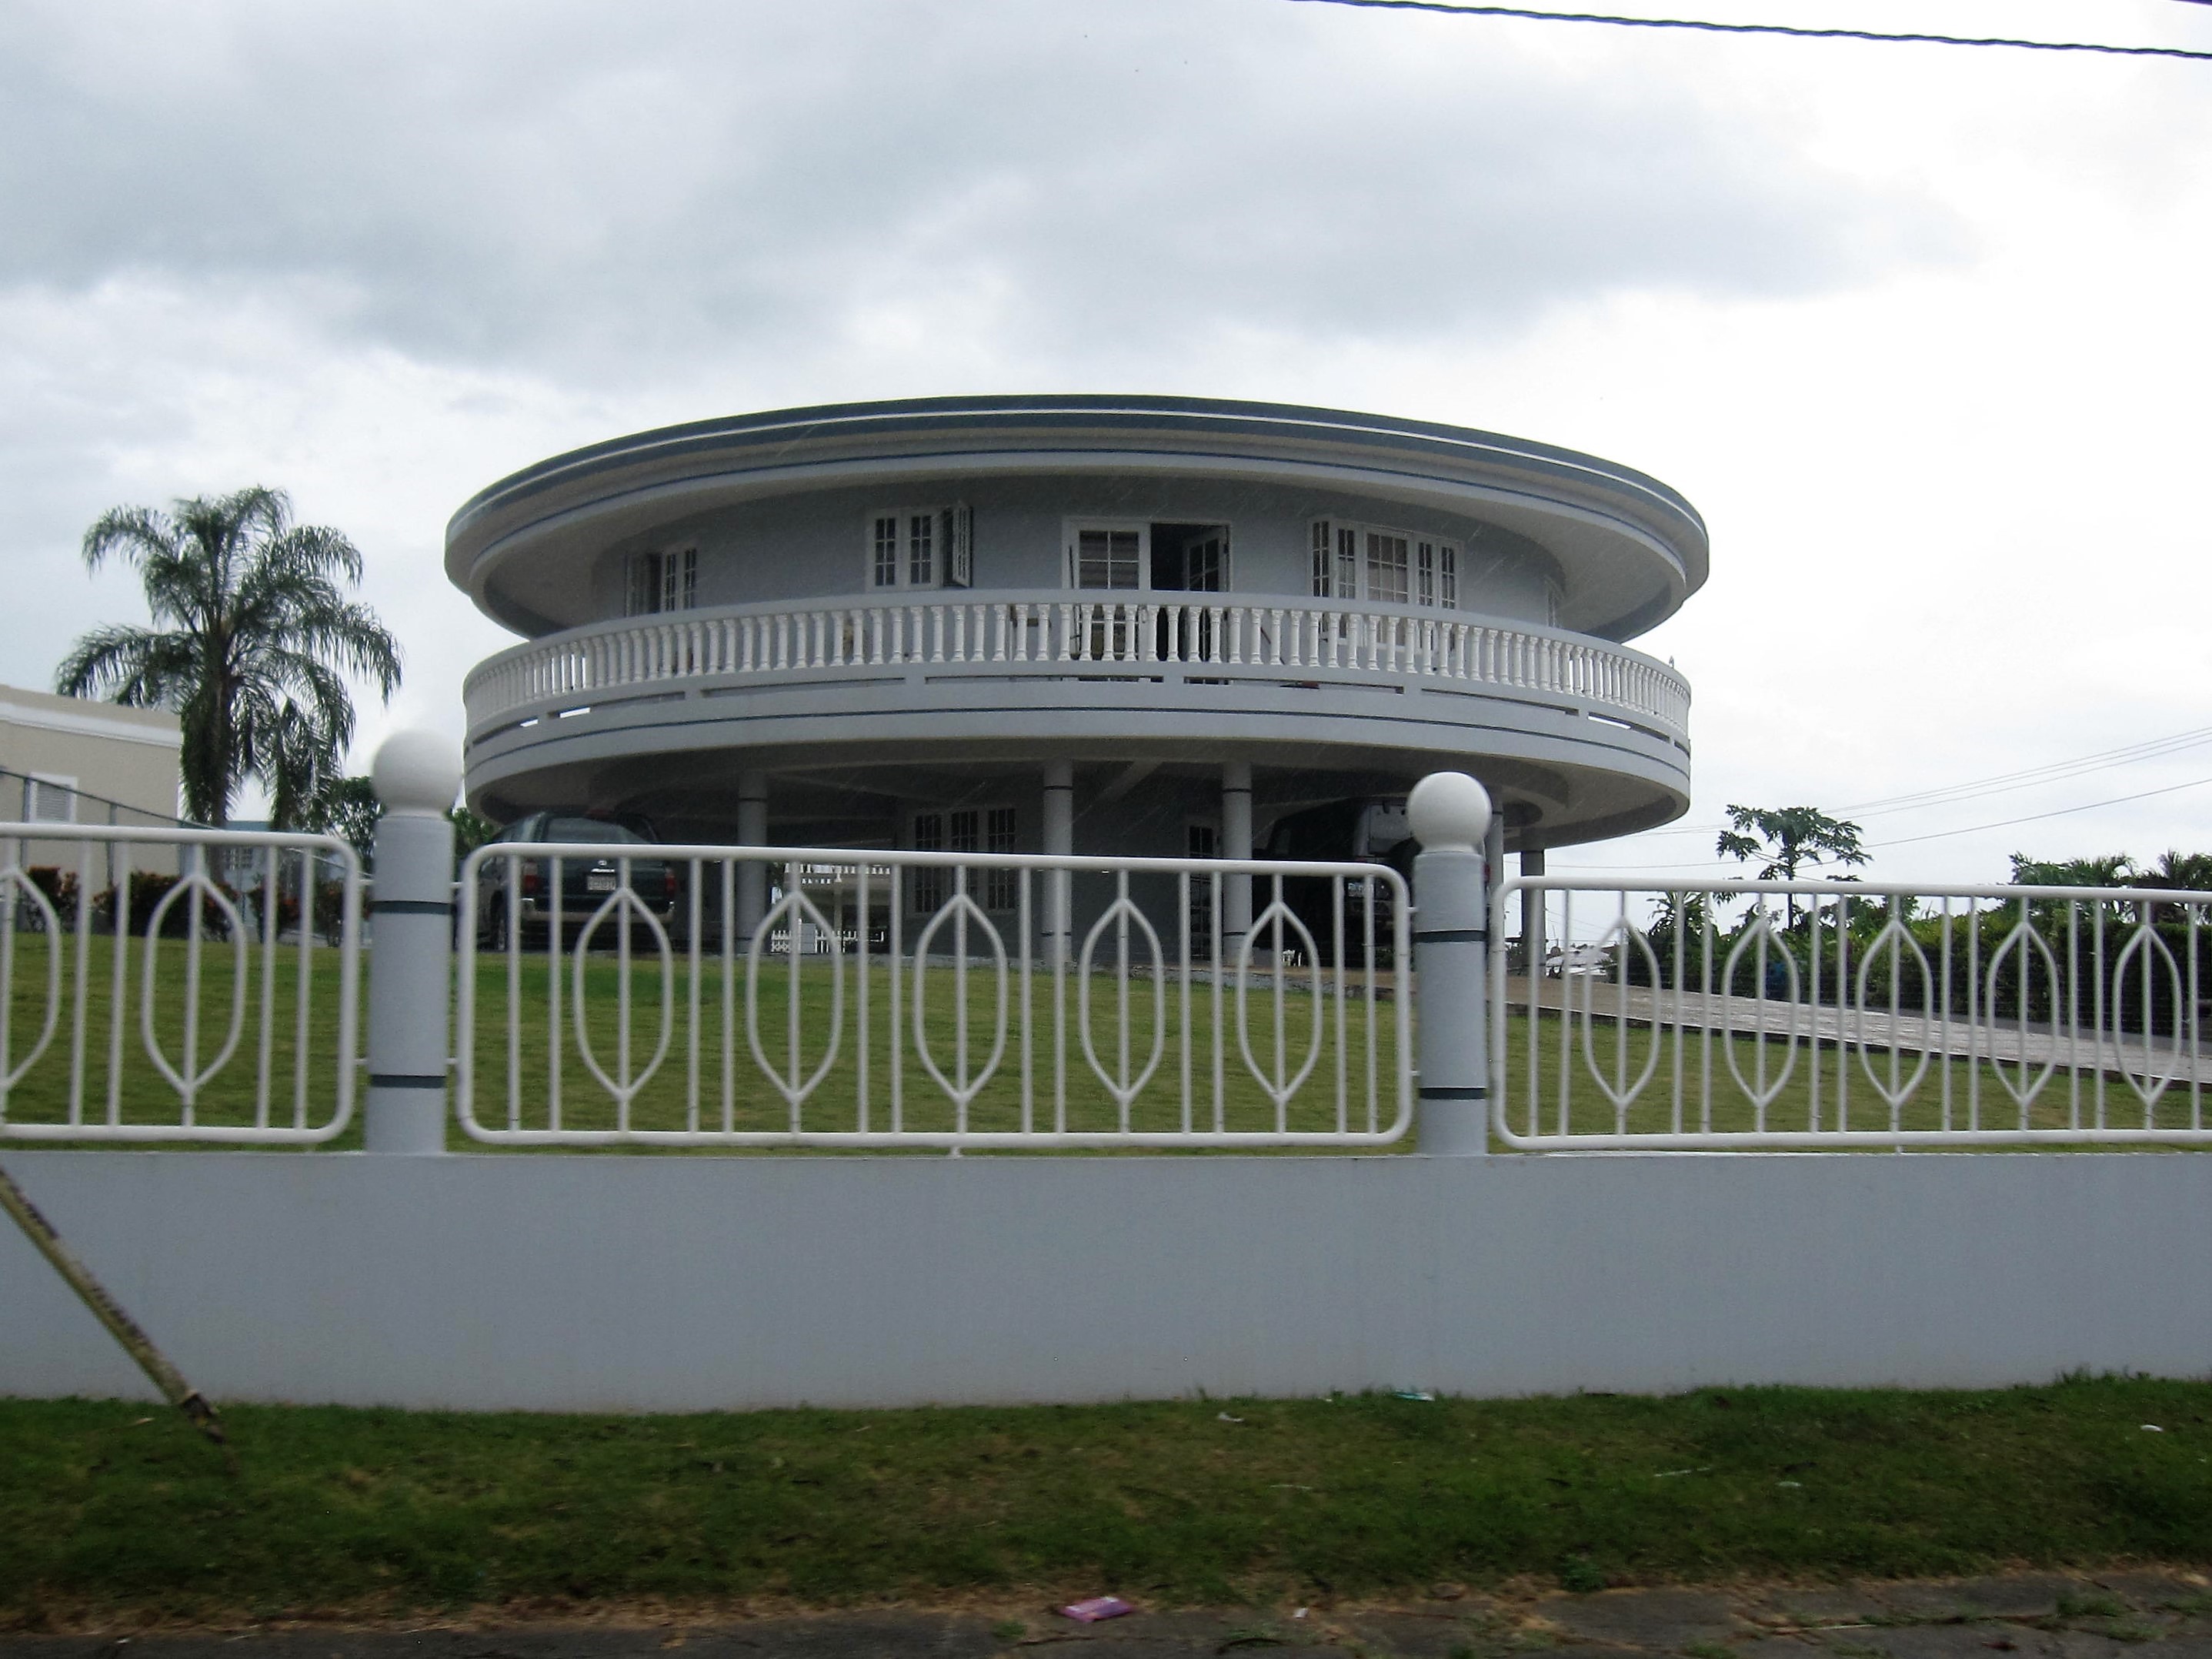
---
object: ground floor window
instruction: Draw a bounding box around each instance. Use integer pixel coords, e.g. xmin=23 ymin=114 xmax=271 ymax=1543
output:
xmin=909 ymin=806 xmax=1018 ymax=914
xmin=1186 ymin=822 xmax=1219 ymax=958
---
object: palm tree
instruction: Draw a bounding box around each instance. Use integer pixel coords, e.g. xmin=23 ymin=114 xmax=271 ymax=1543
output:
xmin=1716 ymin=804 xmax=1869 ymax=930
xmin=56 ymin=487 xmax=402 ymax=826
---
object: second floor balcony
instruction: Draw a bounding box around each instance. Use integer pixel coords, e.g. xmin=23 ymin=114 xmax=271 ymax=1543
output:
xmin=465 ymin=589 xmax=1690 ymax=752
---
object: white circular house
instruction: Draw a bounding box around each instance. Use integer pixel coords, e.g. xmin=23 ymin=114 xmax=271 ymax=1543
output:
xmin=450 ymin=395 xmax=1703 ymax=953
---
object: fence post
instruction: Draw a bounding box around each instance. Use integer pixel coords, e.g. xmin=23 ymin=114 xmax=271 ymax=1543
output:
xmin=364 ymin=731 xmax=462 ymax=1154
xmin=1410 ymin=771 xmax=1493 ymax=1156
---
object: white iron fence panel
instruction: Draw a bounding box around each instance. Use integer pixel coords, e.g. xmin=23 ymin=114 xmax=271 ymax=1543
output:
xmin=0 ymin=823 xmax=364 ymax=1143
xmin=456 ymin=844 xmax=1412 ymax=1147
xmin=1490 ymin=877 xmax=2209 ymax=1148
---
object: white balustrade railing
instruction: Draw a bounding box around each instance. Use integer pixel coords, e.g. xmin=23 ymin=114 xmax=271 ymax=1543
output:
xmin=462 ymin=592 xmax=1690 ymax=743
xmin=1490 ymin=877 xmax=2211 ymax=1149
xmin=455 ymin=842 xmax=1413 ymax=1147
xmin=0 ymin=823 xmax=364 ymax=1143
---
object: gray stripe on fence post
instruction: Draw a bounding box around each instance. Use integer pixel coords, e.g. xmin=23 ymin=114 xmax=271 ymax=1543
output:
xmin=1410 ymin=772 xmax=1493 ymax=1157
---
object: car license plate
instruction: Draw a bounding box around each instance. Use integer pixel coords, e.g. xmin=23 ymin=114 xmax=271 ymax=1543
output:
xmin=586 ymin=871 xmax=616 ymax=893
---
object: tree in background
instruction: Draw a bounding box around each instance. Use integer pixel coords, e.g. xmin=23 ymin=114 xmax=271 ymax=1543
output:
xmin=1717 ymin=804 xmax=1869 ymax=929
xmin=282 ymin=773 xmax=497 ymax=873
xmin=2007 ymin=852 xmax=2133 ymax=889
xmin=56 ymin=487 xmax=401 ymax=826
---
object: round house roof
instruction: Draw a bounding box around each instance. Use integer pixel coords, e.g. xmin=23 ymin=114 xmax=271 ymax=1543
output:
xmin=448 ymin=394 xmax=1708 ymax=641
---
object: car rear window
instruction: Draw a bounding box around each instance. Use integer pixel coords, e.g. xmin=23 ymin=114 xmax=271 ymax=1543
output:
xmin=542 ymin=818 xmax=651 ymax=845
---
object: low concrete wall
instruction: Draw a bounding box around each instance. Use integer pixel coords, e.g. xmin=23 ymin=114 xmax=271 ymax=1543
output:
xmin=3 ymin=1150 xmax=2206 ymax=1411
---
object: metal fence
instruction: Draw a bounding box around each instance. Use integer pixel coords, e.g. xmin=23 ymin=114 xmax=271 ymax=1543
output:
xmin=454 ymin=843 xmax=1413 ymax=1147
xmin=1490 ymin=877 xmax=2211 ymax=1149
xmin=0 ymin=823 xmax=364 ymax=1143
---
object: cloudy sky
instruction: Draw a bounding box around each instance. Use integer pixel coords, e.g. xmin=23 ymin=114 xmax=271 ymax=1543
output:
xmin=2 ymin=0 xmax=2207 ymax=883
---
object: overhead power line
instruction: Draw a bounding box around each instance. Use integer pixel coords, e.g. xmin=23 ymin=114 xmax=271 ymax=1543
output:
xmin=1287 ymin=0 xmax=2212 ymax=61
xmin=1840 ymin=726 xmax=2212 ymax=816
xmin=1868 ymin=776 xmax=2212 ymax=849
xmin=1616 ymin=720 xmax=2212 ymax=840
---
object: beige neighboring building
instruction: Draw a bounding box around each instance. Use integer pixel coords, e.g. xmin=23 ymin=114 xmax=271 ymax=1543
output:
xmin=0 ymin=686 xmax=183 ymax=870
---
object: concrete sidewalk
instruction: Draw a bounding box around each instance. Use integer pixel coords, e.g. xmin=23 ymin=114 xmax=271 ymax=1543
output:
xmin=6 ymin=1570 xmax=2207 ymax=1659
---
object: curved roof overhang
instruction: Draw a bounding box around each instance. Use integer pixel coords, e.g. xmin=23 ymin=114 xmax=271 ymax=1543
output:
xmin=446 ymin=396 xmax=1709 ymax=643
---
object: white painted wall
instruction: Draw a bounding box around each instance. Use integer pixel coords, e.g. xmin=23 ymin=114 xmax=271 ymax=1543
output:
xmin=4 ymin=1151 xmax=2204 ymax=1412
xmin=586 ymin=476 xmax=1558 ymax=623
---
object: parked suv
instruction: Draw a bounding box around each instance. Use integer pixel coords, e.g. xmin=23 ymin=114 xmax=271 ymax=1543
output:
xmin=475 ymin=812 xmax=679 ymax=948
xmin=1259 ymin=796 xmax=1416 ymax=970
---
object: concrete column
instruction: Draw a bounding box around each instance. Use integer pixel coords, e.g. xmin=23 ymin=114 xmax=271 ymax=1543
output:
xmin=1521 ymin=847 xmax=1547 ymax=981
xmin=1042 ymin=760 xmax=1073 ymax=969
xmin=365 ymin=732 xmax=462 ymax=1155
xmin=1221 ymin=759 xmax=1253 ymax=958
xmin=1409 ymin=771 xmax=1493 ymax=1156
xmin=736 ymin=771 xmax=767 ymax=943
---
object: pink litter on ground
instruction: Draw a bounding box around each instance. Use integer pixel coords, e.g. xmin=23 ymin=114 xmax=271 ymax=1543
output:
xmin=1059 ymin=1597 xmax=1135 ymax=1623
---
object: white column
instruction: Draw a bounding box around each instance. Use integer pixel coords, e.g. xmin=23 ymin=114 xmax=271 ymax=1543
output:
xmin=1521 ymin=847 xmax=1546 ymax=981
xmin=1042 ymin=759 xmax=1073 ymax=969
xmin=365 ymin=731 xmax=462 ymax=1155
xmin=736 ymin=770 xmax=767 ymax=943
xmin=1221 ymin=759 xmax=1253 ymax=959
xmin=1409 ymin=771 xmax=1493 ymax=1156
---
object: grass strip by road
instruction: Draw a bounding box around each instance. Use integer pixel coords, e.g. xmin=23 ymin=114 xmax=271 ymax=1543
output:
xmin=2 ymin=1377 xmax=2208 ymax=1629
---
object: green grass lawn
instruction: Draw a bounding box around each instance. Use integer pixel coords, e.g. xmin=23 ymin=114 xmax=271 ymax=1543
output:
xmin=1496 ymin=1005 xmax=2207 ymax=1141
xmin=2 ymin=1378 xmax=2208 ymax=1627
xmin=461 ymin=949 xmax=1406 ymax=1141
xmin=0 ymin=933 xmax=2198 ymax=1150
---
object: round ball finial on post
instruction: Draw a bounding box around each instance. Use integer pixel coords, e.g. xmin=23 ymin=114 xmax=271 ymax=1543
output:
xmin=372 ymin=729 xmax=465 ymax=817
xmin=363 ymin=728 xmax=463 ymax=1156
xmin=1408 ymin=770 xmax=1492 ymax=854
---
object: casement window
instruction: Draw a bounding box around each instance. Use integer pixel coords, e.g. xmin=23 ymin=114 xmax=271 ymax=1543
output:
xmin=1364 ymin=533 xmax=1410 ymax=605
xmin=909 ymin=805 xmax=1019 ymax=913
xmin=626 ymin=547 xmax=698 ymax=616
xmin=1546 ymin=581 xmax=1562 ymax=629
xmin=867 ymin=506 xmax=972 ymax=590
xmin=1310 ymin=520 xmax=1458 ymax=608
xmin=1069 ymin=523 xmax=1145 ymax=590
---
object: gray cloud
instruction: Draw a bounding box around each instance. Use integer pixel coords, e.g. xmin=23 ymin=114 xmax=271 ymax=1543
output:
xmin=0 ymin=0 xmax=1961 ymax=382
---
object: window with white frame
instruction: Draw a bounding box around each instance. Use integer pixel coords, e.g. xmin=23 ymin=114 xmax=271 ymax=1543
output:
xmin=1068 ymin=522 xmax=1144 ymax=590
xmin=1310 ymin=519 xmax=1458 ymax=608
xmin=1417 ymin=539 xmax=1457 ymax=609
xmin=867 ymin=506 xmax=972 ymax=590
xmin=24 ymin=774 xmax=76 ymax=823
xmin=626 ymin=547 xmax=698 ymax=616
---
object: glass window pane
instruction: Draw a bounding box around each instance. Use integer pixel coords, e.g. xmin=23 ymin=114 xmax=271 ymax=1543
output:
xmin=1365 ymin=533 xmax=1409 ymax=605
xmin=1076 ymin=529 xmax=1141 ymax=589
xmin=872 ymin=516 xmax=899 ymax=586
xmin=908 ymin=513 xmax=936 ymax=587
